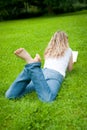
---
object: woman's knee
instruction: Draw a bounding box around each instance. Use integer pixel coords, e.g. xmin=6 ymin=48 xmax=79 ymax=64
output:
xmin=5 ymin=90 xmax=16 ymax=99
xmin=39 ymin=93 xmax=55 ymax=102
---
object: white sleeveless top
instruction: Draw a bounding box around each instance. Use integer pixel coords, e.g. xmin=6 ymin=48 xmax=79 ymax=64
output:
xmin=44 ymin=48 xmax=72 ymax=77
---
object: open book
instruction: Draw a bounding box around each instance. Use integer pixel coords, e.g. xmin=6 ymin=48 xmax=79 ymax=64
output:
xmin=72 ymin=51 xmax=78 ymax=63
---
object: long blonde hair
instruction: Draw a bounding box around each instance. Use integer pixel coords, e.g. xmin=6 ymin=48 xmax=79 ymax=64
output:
xmin=44 ymin=31 xmax=69 ymax=58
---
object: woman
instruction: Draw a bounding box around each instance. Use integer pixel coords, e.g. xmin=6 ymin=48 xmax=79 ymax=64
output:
xmin=5 ymin=31 xmax=73 ymax=102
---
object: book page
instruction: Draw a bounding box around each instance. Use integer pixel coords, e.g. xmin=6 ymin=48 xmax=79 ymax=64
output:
xmin=72 ymin=51 xmax=78 ymax=63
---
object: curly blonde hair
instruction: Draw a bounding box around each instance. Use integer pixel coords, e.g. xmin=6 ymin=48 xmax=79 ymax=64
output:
xmin=44 ymin=31 xmax=69 ymax=58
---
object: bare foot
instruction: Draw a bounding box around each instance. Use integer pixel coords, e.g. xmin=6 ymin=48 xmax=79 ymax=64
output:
xmin=14 ymin=48 xmax=41 ymax=63
xmin=33 ymin=54 xmax=41 ymax=62
xmin=14 ymin=48 xmax=33 ymax=63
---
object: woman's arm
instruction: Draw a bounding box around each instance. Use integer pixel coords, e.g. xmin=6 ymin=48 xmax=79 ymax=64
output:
xmin=67 ymin=53 xmax=73 ymax=72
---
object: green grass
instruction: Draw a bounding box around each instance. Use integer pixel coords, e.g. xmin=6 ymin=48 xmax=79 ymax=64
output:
xmin=0 ymin=10 xmax=87 ymax=130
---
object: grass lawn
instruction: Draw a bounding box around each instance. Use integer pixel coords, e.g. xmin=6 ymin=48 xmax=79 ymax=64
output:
xmin=0 ymin=10 xmax=87 ymax=130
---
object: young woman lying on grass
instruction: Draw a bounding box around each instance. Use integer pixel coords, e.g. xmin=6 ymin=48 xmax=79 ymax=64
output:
xmin=5 ymin=31 xmax=73 ymax=102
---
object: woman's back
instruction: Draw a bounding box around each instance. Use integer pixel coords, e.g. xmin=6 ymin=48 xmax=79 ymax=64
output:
xmin=44 ymin=48 xmax=72 ymax=77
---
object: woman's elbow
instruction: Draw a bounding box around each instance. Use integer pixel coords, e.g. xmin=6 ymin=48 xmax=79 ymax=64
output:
xmin=68 ymin=67 xmax=73 ymax=72
xmin=67 ymin=65 xmax=73 ymax=72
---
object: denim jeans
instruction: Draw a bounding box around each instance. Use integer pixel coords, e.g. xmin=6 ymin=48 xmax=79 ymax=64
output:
xmin=5 ymin=62 xmax=64 ymax=102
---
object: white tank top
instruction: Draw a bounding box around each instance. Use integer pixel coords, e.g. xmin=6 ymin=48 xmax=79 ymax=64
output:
xmin=44 ymin=48 xmax=72 ymax=77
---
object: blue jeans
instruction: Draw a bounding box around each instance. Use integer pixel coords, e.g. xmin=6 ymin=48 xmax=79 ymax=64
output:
xmin=5 ymin=62 xmax=64 ymax=102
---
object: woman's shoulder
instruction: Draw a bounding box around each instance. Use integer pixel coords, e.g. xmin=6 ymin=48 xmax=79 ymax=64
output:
xmin=67 ymin=47 xmax=72 ymax=52
xmin=65 ymin=47 xmax=72 ymax=54
xmin=65 ymin=48 xmax=72 ymax=58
